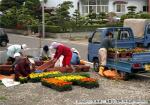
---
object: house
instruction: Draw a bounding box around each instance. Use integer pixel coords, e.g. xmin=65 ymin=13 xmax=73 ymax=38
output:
xmin=46 ymin=0 xmax=149 ymax=16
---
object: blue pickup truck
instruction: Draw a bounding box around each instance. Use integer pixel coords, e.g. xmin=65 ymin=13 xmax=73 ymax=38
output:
xmin=88 ymin=27 xmax=150 ymax=78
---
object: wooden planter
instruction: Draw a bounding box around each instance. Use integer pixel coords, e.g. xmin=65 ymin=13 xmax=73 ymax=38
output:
xmin=0 ymin=65 xmax=13 ymax=75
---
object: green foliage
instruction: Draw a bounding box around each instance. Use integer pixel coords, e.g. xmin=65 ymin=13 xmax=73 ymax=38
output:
xmin=127 ymin=6 xmax=137 ymax=14
xmin=72 ymin=9 xmax=82 ymax=26
xmin=121 ymin=13 xmax=150 ymax=22
xmin=0 ymin=7 xmax=17 ymax=28
xmin=0 ymin=0 xmax=25 ymax=11
xmin=140 ymin=13 xmax=150 ymax=19
xmin=17 ymin=7 xmax=39 ymax=27
xmin=71 ymin=22 xmax=123 ymax=32
xmin=29 ymin=25 xmax=61 ymax=33
xmin=53 ymin=1 xmax=73 ymax=31
xmin=97 ymin=12 xmax=107 ymax=21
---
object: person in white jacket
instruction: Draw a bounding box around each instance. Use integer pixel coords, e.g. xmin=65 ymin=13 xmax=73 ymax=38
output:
xmin=7 ymin=44 xmax=27 ymax=63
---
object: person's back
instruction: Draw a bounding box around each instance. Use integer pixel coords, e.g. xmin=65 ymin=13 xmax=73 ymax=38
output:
xmin=71 ymin=52 xmax=80 ymax=65
xmin=7 ymin=45 xmax=21 ymax=57
xmin=100 ymin=37 xmax=113 ymax=49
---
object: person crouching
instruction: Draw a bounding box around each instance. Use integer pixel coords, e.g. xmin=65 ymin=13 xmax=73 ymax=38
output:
xmin=13 ymin=53 xmax=31 ymax=81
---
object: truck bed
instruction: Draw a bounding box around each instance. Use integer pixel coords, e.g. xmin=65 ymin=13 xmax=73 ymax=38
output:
xmin=106 ymin=52 xmax=150 ymax=73
xmin=135 ymin=37 xmax=144 ymax=43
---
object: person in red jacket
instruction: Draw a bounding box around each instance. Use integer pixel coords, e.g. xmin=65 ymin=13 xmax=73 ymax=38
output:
xmin=50 ymin=42 xmax=72 ymax=67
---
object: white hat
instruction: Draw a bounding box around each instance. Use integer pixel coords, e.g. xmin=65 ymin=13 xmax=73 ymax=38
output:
xmin=22 ymin=44 xmax=27 ymax=49
xmin=49 ymin=42 xmax=60 ymax=49
xmin=14 ymin=53 xmax=21 ymax=58
xmin=71 ymin=48 xmax=79 ymax=54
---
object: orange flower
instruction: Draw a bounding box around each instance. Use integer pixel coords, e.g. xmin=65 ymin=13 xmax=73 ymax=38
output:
xmin=80 ymin=78 xmax=97 ymax=82
xmin=42 ymin=78 xmax=72 ymax=87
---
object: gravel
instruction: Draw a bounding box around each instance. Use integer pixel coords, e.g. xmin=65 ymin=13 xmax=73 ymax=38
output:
xmin=0 ymin=72 xmax=150 ymax=105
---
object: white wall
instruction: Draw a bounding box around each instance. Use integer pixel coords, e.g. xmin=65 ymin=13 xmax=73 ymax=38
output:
xmin=109 ymin=0 xmax=147 ymax=14
xmin=46 ymin=0 xmax=79 ymax=15
xmin=46 ymin=0 xmax=147 ymax=16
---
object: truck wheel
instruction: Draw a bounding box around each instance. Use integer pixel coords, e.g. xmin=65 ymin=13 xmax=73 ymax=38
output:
xmin=120 ymin=72 xmax=130 ymax=81
xmin=93 ymin=59 xmax=99 ymax=72
xmin=1 ymin=41 xmax=7 ymax=47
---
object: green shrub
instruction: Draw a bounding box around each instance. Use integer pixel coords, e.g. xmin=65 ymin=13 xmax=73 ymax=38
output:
xmin=45 ymin=25 xmax=61 ymax=33
xmin=29 ymin=25 xmax=62 ymax=33
xmin=71 ymin=23 xmax=123 ymax=32
xmin=140 ymin=13 xmax=150 ymax=19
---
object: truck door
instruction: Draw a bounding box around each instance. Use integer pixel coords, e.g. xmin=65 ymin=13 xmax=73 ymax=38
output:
xmin=113 ymin=28 xmax=135 ymax=48
xmin=88 ymin=30 xmax=101 ymax=62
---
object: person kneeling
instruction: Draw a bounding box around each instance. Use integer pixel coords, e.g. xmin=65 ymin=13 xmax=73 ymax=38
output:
xmin=13 ymin=53 xmax=31 ymax=81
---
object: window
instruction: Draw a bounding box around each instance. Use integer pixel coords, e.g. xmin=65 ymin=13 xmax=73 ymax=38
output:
xmin=89 ymin=0 xmax=96 ymax=5
xmin=92 ymin=31 xmax=101 ymax=43
xmin=89 ymin=6 xmax=96 ymax=13
xmin=147 ymin=24 xmax=150 ymax=34
xmin=0 ymin=29 xmax=5 ymax=36
xmin=143 ymin=6 xmax=148 ymax=12
xmin=97 ymin=6 xmax=108 ymax=13
xmin=97 ymin=0 xmax=109 ymax=5
xmin=82 ymin=0 xmax=88 ymax=5
xmin=82 ymin=6 xmax=88 ymax=13
xmin=101 ymin=0 xmax=109 ymax=5
xmin=119 ymin=31 xmax=130 ymax=40
xmin=77 ymin=2 xmax=80 ymax=11
xmin=116 ymin=4 xmax=125 ymax=13
xmin=81 ymin=0 xmax=109 ymax=15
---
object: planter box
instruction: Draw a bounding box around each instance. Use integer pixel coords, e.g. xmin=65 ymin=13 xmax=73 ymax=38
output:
xmin=0 ymin=65 xmax=13 ymax=75
xmin=41 ymin=78 xmax=72 ymax=92
xmin=77 ymin=78 xmax=99 ymax=89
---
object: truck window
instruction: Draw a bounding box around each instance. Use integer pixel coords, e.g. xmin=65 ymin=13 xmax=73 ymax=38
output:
xmin=0 ymin=29 xmax=5 ymax=36
xmin=92 ymin=31 xmax=101 ymax=43
xmin=119 ymin=31 xmax=130 ymax=40
xmin=147 ymin=24 xmax=150 ymax=34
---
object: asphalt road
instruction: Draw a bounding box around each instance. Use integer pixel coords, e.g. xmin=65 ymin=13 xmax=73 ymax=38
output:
xmin=0 ymin=33 xmax=88 ymax=60
xmin=1 ymin=34 xmax=150 ymax=105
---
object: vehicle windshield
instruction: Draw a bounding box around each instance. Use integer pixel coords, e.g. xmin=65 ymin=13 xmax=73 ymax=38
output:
xmin=91 ymin=30 xmax=102 ymax=44
xmin=0 ymin=29 xmax=5 ymax=36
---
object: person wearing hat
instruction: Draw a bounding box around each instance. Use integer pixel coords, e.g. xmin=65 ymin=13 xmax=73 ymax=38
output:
xmin=13 ymin=53 xmax=31 ymax=81
xmin=98 ymin=32 xmax=114 ymax=76
xmin=50 ymin=42 xmax=72 ymax=67
xmin=7 ymin=44 xmax=27 ymax=63
xmin=71 ymin=48 xmax=80 ymax=65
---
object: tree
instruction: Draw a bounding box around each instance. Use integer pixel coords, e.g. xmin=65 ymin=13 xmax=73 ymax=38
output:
xmin=88 ymin=9 xmax=96 ymax=25
xmin=55 ymin=1 xmax=73 ymax=31
xmin=98 ymin=12 xmax=107 ymax=22
xmin=127 ymin=6 xmax=137 ymax=14
xmin=17 ymin=7 xmax=39 ymax=27
xmin=0 ymin=7 xmax=18 ymax=28
xmin=0 ymin=0 xmax=25 ymax=11
xmin=72 ymin=9 xmax=81 ymax=26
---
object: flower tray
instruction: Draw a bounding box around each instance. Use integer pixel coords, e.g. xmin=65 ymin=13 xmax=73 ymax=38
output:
xmin=77 ymin=78 xmax=99 ymax=89
xmin=29 ymin=71 xmax=61 ymax=82
xmin=19 ymin=77 xmax=28 ymax=84
xmin=41 ymin=78 xmax=72 ymax=92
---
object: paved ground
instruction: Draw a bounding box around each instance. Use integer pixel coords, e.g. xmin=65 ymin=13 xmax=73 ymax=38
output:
xmin=0 ymin=72 xmax=150 ymax=105
xmin=0 ymin=33 xmax=88 ymax=60
xmin=0 ymin=34 xmax=150 ymax=105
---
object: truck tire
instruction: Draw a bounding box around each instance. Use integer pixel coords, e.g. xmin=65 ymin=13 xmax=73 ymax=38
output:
xmin=93 ymin=58 xmax=99 ymax=72
xmin=1 ymin=41 xmax=7 ymax=47
xmin=120 ymin=71 xmax=130 ymax=81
